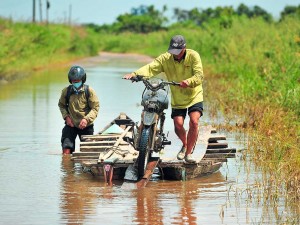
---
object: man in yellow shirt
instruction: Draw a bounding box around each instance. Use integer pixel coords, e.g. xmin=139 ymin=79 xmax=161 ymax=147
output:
xmin=123 ymin=35 xmax=204 ymax=163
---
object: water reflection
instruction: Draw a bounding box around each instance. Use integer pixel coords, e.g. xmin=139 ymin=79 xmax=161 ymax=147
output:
xmin=128 ymin=172 xmax=227 ymax=225
xmin=133 ymin=188 xmax=164 ymax=225
xmin=59 ymin=156 xmax=229 ymax=225
xmin=60 ymin=155 xmax=99 ymax=224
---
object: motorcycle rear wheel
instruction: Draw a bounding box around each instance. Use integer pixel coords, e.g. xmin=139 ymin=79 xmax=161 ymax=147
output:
xmin=138 ymin=126 xmax=152 ymax=178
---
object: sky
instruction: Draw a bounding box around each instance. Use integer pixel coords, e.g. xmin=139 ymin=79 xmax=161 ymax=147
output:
xmin=0 ymin=0 xmax=299 ymax=25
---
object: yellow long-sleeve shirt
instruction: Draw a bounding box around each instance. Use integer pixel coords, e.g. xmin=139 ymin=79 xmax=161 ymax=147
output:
xmin=132 ymin=49 xmax=204 ymax=109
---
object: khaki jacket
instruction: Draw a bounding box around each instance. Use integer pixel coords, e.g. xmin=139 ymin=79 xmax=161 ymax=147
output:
xmin=58 ymin=85 xmax=100 ymax=128
xmin=133 ymin=49 xmax=204 ymax=109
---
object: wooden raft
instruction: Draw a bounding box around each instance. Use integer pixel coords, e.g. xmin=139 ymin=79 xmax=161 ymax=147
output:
xmin=157 ymin=125 xmax=236 ymax=180
xmin=72 ymin=113 xmax=139 ymax=181
xmin=71 ymin=113 xmax=236 ymax=183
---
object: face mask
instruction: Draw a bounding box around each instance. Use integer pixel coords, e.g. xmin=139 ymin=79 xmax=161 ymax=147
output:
xmin=72 ymin=81 xmax=82 ymax=89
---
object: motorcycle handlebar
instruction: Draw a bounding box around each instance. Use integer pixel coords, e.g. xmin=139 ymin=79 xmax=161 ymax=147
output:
xmin=130 ymin=75 xmax=144 ymax=82
xmin=124 ymin=75 xmax=180 ymax=88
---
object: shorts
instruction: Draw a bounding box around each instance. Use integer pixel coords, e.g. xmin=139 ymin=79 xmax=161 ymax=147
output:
xmin=171 ymin=102 xmax=203 ymax=119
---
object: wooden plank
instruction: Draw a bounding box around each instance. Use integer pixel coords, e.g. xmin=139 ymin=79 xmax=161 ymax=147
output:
xmin=194 ymin=125 xmax=212 ymax=162
xmin=80 ymin=141 xmax=116 ymax=146
xmin=94 ymin=159 xmax=135 ymax=165
xmin=81 ymin=134 xmax=119 ymax=141
xmin=202 ymin=158 xmax=228 ymax=162
xmin=80 ymin=140 xmax=129 ymax=146
xmin=117 ymin=113 xmax=128 ymax=129
xmin=72 ymin=152 xmax=100 ymax=157
xmin=205 ymin=148 xmax=236 ymax=154
xmin=136 ymin=158 xmax=160 ymax=188
xmin=203 ymin=153 xmax=236 ymax=158
xmin=98 ymin=126 xmax=132 ymax=163
xmin=72 ymin=156 xmax=99 ymax=160
xmin=159 ymin=160 xmax=212 ymax=167
xmin=74 ymin=158 xmax=136 ymax=166
xmin=207 ymin=142 xmax=228 ymax=149
xmin=80 ymin=146 xmax=112 ymax=152
xmin=103 ymin=157 xmax=119 ymax=164
xmin=73 ymin=154 xmax=101 ymax=158
xmin=208 ymin=135 xmax=226 ymax=143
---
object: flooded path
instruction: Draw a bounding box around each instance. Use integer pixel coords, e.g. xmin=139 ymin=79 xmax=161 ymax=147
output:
xmin=0 ymin=53 xmax=298 ymax=224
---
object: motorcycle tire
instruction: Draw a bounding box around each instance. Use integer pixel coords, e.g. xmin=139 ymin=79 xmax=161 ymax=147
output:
xmin=137 ymin=126 xmax=152 ymax=178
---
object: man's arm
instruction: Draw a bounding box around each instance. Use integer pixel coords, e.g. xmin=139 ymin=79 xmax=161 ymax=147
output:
xmin=186 ymin=51 xmax=204 ymax=88
xmin=123 ymin=55 xmax=164 ymax=79
xmin=58 ymin=87 xmax=75 ymax=127
xmin=83 ymin=87 xmax=100 ymax=125
xmin=58 ymin=87 xmax=69 ymax=120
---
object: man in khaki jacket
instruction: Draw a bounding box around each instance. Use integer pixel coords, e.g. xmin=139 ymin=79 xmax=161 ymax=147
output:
xmin=123 ymin=35 xmax=204 ymax=163
xmin=58 ymin=65 xmax=100 ymax=154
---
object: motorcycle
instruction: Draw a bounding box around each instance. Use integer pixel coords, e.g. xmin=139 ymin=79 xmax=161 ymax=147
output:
xmin=124 ymin=75 xmax=180 ymax=178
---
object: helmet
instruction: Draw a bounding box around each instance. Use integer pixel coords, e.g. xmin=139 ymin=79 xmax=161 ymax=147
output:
xmin=68 ymin=65 xmax=86 ymax=84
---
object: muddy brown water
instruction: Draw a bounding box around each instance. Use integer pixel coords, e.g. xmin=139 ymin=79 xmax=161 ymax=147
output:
xmin=0 ymin=54 xmax=298 ymax=224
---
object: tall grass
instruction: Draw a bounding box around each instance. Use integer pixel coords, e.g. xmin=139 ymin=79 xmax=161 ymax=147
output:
xmin=199 ymin=16 xmax=300 ymax=197
xmin=0 ymin=18 xmax=98 ymax=80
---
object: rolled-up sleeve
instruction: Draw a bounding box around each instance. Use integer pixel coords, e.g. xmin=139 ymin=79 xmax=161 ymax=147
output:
xmin=84 ymin=87 xmax=100 ymax=124
xmin=186 ymin=52 xmax=204 ymax=88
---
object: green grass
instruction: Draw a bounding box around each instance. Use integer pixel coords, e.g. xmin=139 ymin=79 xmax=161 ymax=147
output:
xmin=0 ymin=18 xmax=98 ymax=80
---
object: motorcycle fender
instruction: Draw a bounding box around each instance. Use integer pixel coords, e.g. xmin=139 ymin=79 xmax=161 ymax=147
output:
xmin=143 ymin=112 xmax=158 ymax=126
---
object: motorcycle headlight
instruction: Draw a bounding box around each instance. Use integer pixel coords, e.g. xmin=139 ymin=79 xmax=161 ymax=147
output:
xmin=149 ymin=78 xmax=160 ymax=88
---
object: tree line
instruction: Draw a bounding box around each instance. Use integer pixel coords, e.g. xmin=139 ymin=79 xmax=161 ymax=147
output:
xmin=84 ymin=4 xmax=300 ymax=33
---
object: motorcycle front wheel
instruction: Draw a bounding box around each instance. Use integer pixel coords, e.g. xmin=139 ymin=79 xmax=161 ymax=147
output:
xmin=137 ymin=126 xmax=152 ymax=178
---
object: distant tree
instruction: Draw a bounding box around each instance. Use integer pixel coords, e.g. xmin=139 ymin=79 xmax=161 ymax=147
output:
xmin=113 ymin=5 xmax=168 ymax=33
xmin=173 ymin=8 xmax=189 ymax=22
xmin=237 ymin=4 xmax=251 ymax=16
xmin=237 ymin=4 xmax=272 ymax=22
xmin=252 ymin=6 xmax=273 ymax=22
xmin=173 ymin=6 xmax=235 ymax=28
xmin=173 ymin=4 xmax=273 ymax=28
xmin=280 ymin=5 xmax=300 ymax=20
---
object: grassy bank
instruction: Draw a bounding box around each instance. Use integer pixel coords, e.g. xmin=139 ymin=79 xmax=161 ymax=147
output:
xmin=0 ymin=18 xmax=98 ymax=81
xmin=1 ymin=16 xmax=299 ymax=196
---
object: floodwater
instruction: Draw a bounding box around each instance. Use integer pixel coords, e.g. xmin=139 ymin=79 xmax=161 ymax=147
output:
xmin=0 ymin=54 xmax=299 ymax=225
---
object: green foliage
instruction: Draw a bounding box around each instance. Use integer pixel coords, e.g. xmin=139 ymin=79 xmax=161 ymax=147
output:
xmin=173 ymin=4 xmax=273 ymax=29
xmin=111 ymin=5 xmax=168 ymax=33
xmin=280 ymin=5 xmax=300 ymax=20
xmin=206 ymin=16 xmax=300 ymax=115
xmin=95 ymin=31 xmax=169 ymax=56
xmin=0 ymin=21 xmax=98 ymax=79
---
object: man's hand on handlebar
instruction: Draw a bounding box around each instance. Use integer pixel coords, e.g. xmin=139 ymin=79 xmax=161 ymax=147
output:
xmin=123 ymin=74 xmax=144 ymax=82
xmin=179 ymin=80 xmax=189 ymax=88
xmin=123 ymin=74 xmax=134 ymax=80
xmin=123 ymin=73 xmax=184 ymax=87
